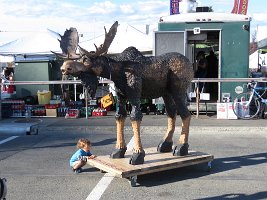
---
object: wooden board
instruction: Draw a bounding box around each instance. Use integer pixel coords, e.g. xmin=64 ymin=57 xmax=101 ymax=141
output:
xmin=87 ymin=147 xmax=214 ymax=178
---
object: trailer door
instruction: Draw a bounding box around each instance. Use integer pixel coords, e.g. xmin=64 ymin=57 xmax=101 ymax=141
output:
xmin=154 ymin=31 xmax=185 ymax=56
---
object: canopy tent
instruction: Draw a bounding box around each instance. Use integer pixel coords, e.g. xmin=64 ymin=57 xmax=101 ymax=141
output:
xmin=0 ymin=55 xmax=14 ymax=62
xmin=0 ymin=30 xmax=61 ymax=61
xmin=257 ymin=26 xmax=267 ymax=51
xmin=249 ymin=51 xmax=259 ymax=69
xmin=79 ymin=23 xmax=153 ymax=54
xmin=258 ymin=37 xmax=267 ymax=50
xmin=0 ymin=23 xmax=154 ymax=62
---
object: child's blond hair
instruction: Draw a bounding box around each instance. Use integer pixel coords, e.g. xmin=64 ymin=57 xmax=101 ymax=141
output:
xmin=76 ymin=138 xmax=91 ymax=149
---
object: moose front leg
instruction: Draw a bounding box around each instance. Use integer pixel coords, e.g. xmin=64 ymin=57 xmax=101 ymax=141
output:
xmin=110 ymin=97 xmax=127 ymax=158
xmin=129 ymin=99 xmax=145 ymax=165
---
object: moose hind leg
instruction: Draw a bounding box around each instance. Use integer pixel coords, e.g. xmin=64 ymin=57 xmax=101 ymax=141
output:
xmin=158 ymin=94 xmax=177 ymax=153
xmin=172 ymin=95 xmax=191 ymax=156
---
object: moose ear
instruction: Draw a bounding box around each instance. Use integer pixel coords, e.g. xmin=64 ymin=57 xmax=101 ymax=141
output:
xmin=82 ymin=57 xmax=92 ymax=68
xmin=81 ymin=57 xmax=101 ymax=75
xmin=90 ymin=66 xmax=103 ymax=76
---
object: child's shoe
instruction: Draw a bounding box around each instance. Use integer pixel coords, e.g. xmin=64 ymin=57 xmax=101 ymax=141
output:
xmin=72 ymin=168 xmax=82 ymax=174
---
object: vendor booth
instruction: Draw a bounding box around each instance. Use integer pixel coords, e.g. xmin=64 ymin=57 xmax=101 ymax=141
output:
xmin=155 ymin=12 xmax=251 ymax=102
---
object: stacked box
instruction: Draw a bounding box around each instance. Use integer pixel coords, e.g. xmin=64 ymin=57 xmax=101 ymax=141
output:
xmin=92 ymin=108 xmax=107 ymax=116
xmin=46 ymin=109 xmax=57 ymax=117
xmin=65 ymin=109 xmax=80 ymax=119
xmin=92 ymin=111 xmax=107 ymax=116
xmin=217 ymin=102 xmax=238 ymax=119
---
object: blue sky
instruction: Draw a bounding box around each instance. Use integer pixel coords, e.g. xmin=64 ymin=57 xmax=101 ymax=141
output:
xmin=0 ymin=0 xmax=266 ymax=45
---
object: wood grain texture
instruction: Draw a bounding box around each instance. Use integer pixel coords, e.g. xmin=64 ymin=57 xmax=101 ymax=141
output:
xmin=87 ymin=147 xmax=214 ymax=178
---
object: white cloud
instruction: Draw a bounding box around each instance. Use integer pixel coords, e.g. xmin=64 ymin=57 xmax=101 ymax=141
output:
xmin=136 ymin=1 xmax=168 ymax=12
xmin=120 ymin=4 xmax=135 ymax=14
xmin=252 ymin=13 xmax=267 ymax=23
xmin=0 ymin=0 xmax=167 ymax=45
xmin=86 ymin=1 xmax=117 ymax=14
xmin=1 ymin=0 xmax=264 ymax=46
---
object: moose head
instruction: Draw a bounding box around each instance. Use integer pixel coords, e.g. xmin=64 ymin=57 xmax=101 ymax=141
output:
xmin=53 ymin=21 xmax=119 ymax=97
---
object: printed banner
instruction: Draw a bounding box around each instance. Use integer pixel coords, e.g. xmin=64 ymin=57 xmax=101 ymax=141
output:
xmin=238 ymin=0 xmax=249 ymax=15
xmin=231 ymin=0 xmax=239 ymax=14
xmin=170 ymin=0 xmax=181 ymax=15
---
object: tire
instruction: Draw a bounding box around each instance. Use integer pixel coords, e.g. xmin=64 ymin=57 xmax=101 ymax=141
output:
xmin=232 ymin=92 xmax=260 ymax=119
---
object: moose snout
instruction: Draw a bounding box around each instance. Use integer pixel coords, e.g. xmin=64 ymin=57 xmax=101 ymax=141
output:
xmin=60 ymin=66 xmax=72 ymax=75
xmin=61 ymin=68 xmax=66 ymax=75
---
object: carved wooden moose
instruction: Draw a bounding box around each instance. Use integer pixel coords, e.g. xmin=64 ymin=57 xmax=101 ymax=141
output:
xmin=54 ymin=21 xmax=194 ymax=165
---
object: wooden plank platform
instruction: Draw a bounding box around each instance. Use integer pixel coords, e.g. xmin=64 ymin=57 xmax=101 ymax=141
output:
xmin=87 ymin=147 xmax=214 ymax=178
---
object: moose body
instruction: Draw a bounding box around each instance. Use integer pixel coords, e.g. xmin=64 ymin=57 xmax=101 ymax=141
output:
xmin=56 ymin=21 xmax=194 ymax=165
xmin=113 ymin=47 xmax=192 ymax=99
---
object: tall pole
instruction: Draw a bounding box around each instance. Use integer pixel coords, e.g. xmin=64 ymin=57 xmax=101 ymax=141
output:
xmin=85 ymin=87 xmax=88 ymax=119
xmin=0 ymin=85 xmax=2 ymax=120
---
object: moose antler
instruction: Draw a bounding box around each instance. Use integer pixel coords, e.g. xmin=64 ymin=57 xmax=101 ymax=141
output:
xmin=94 ymin=21 xmax=118 ymax=56
xmin=52 ymin=27 xmax=80 ymax=59
xmin=53 ymin=21 xmax=118 ymax=59
xmin=79 ymin=21 xmax=119 ymax=58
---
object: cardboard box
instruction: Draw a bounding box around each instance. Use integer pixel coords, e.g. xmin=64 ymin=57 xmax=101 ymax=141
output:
xmin=227 ymin=103 xmax=238 ymax=119
xmin=217 ymin=103 xmax=228 ymax=119
xmin=46 ymin=109 xmax=57 ymax=117
xmin=200 ymin=93 xmax=210 ymax=100
xmin=92 ymin=111 xmax=107 ymax=116
xmin=65 ymin=109 xmax=80 ymax=118
xmin=217 ymin=102 xmax=239 ymax=119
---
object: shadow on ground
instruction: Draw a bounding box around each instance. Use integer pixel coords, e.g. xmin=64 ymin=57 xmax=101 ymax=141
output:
xmin=137 ymin=152 xmax=267 ymax=189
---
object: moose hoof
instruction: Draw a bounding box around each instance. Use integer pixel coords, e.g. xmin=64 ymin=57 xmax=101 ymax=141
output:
xmin=110 ymin=148 xmax=127 ymax=158
xmin=172 ymin=143 xmax=189 ymax=156
xmin=157 ymin=140 xmax=173 ymax=152
xmin=129 ymin=151 xmax=145 ymax=165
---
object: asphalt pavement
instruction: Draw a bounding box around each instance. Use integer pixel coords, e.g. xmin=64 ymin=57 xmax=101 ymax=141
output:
xmin=0 ymin=112 xmax=267 ymax=200
xmin=1 ymin=111 xmax=267 ymax=130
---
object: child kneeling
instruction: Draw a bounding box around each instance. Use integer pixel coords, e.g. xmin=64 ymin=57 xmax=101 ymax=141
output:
xmin=70 ymin=138 xmax=96 ymax=174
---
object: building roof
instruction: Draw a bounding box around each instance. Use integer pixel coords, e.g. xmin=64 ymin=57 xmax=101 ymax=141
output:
xmin=258 ymin=38 xmax=267 ymax=49
xmin=160 ymin=12 xmax=251 ymax=23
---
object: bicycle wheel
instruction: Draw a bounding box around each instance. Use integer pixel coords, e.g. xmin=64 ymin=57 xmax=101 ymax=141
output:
xmin=232 ymin=92 xmax=261 ymax=119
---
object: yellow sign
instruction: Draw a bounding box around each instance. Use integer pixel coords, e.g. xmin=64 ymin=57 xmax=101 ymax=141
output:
xmin=100 ymin=93 xmax=114 ymax=108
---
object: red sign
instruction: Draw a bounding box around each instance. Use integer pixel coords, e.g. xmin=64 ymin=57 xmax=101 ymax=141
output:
xmin=231 ymin=0 xmax=239 ymax=14
xmin=231 ymin=0 xmax=249 ymax=15
xmin=238 ymin=0 xmax=249 ymax=15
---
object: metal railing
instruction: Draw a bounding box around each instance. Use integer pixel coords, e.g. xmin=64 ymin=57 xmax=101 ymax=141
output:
xmin=1 ymin=78 xmax=267 ymax=119
xmin=191 ymin=78 xmax=267 ymax=117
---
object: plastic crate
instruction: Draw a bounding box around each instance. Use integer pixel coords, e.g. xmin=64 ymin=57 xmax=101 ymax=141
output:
xmin=37 ymin=91 xmax=51 ymax=105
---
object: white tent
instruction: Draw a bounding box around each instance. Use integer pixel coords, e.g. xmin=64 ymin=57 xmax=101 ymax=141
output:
xmin=0 ymin=55 xmax=14 ymax=63
xmin=249 ymin=51 xmax=267 ymax=69
xmin=0 ymin=31 xmax=61 ymax=55
xmin=249 ymin=51 xmax=259 ymax=69
xmin=0 ymin=23 xmax=154 ymax=62
xmin=0 ymin=30 xmax=61 ymax=61
xmin=79 ymin=23 xmax=153 ymax=54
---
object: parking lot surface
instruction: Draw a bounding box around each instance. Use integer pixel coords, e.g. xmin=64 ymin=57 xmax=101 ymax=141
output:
xmin=0 ymin=113 xmax=267 ymax=200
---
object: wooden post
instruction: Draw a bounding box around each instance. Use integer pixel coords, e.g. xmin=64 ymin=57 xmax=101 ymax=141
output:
xmin=0 ymin=85 xmax=2 ymax=120
xmin=196 ymin=81 xmax=200 ymax=118
xmin=85 ymin=87 xmax=88 ymax=119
